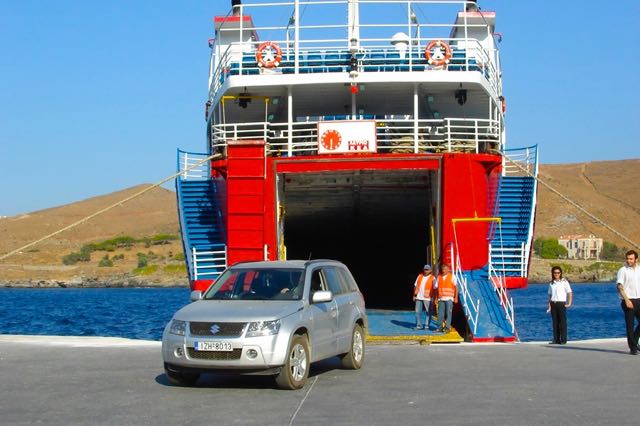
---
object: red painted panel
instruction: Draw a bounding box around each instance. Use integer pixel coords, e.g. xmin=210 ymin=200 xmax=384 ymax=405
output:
xmin=228 ymin=249 xmax=264 ymax=265
xmin=192 ymin=279 xmax=214 ymax=292
xmin=228 ymin=158 xmax=265 ymax=177
xmin=441 ymin=153 xmax=502 ymax=270
xmin=228 ymin=195 xmax=264 ymax=213
xmin=228 ymin=179 xmax=264 ymax=194
xmin=504 ymin=277 xmax=528 ymax=289
xmin=275 ymin=155 xmax=440 ymax=173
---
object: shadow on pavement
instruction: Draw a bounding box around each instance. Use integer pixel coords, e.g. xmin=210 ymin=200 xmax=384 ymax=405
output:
xmin=154 ymin=356 xmax=344 ymax=389
xmin=545 ymin=345 xmax=629 ymax=355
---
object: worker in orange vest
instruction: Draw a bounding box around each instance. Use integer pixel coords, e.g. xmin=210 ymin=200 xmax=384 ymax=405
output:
xmin=413 ymin=264 xmax=436 ymax=330
xmin=435 ymin=263 xmax=458 ymax=333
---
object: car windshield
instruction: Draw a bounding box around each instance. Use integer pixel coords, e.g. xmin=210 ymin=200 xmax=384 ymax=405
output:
xmin=203 ymin=268 xmax=304 ymax=301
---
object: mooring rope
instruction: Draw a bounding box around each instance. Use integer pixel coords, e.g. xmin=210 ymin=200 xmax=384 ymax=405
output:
xmin=0 ymin=153 xmax=222 ymax=262
xmin=503 ymin=153 xmax=640 ymax=250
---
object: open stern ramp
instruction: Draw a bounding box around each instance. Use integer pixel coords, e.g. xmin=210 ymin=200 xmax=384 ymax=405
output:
xmin=459 ymin=267 xmax=516 ymax=342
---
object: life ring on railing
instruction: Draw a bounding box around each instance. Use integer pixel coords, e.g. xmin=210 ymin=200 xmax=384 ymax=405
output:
xmin=255 ymin=41 xmax=282 ymax=68
xmin=424 ymin=40 xmax=452 ymax=67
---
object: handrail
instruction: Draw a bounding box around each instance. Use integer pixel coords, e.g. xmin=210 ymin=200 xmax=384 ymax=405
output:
xmin=210 ymin=0 xmax=501 ymax=95
xmin=210 ymin=117 xmax=502 ymax=156
xmin=488 ymin=262 xmax=516 ymax=333
xmin=193 ymin=245 xmax=227 ymax=281
xmin=450 ymin=243 xmax=480 ymax=335
xmin=177 ymin=149 xmax=210 ymax=181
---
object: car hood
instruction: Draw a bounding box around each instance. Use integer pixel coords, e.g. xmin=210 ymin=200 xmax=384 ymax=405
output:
xmin=174 ymin=300 xmax=305 ymax=323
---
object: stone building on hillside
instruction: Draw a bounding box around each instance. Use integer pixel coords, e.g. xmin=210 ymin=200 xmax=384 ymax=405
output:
xmin=558 ymin=235 xmax=603 ymax=260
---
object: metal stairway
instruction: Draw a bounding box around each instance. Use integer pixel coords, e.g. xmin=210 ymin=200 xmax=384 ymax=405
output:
xmin=490 ymin=146 xmax=539 ymax=279
xmin=176 ymin=150 xmax=226 ymax=283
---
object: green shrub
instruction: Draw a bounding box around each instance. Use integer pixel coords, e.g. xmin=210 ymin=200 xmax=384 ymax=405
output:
xmin=112 ymin=254 xmax=125 ymax=261
xmin=137 ymin=253 xmax=148 ymax=268
xmin=62 ymin=250 xmax=91 ymax=265
xmin=133 ymin=265 xmax=158 ymax=275
xmin=173 ymin=252 xmax=185 ymax=261
xmin=150 ymin=234 xmax=179 ymax=245
xmin=601 ymin=241 xmax=622 ymax=261
xmin=586 ymin=261 xmax=619 ymax=272
xmin=98 ymin=255 xmax=114 ymax=267
xmin=163 ymin=264 xmax=186 ymax=274
xmin=534 ymin=238 xmax=568 ymax=259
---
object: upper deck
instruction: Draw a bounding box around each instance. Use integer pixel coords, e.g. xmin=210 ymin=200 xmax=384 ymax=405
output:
xmin=206 ymin=1 xmax=505 ymax=156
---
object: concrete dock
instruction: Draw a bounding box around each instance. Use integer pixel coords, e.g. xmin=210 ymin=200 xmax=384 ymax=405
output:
xmin=1 ymin=335 xmax=638 ymax=425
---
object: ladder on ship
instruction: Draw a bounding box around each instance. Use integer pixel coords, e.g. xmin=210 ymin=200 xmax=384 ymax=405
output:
xmin=176 ymin=150 xmax=227 ymax=282
xmin=490 ymin=146 xmax=539 ymax=280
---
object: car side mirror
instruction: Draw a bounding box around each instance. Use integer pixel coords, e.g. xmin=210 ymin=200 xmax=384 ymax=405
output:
xmin=190 ymin=290 xmax=203 ymax=302
xmin=312 ymin=290 xmax=333 ymax=303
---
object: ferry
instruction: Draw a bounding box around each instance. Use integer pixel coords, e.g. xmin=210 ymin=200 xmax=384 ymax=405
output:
xmin=175 ymin=0 xmax=538 ymax=342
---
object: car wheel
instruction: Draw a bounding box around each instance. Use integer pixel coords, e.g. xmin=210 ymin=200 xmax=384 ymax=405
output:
xmin=275 ymin=335 xmax=310 ymax=390
xmin=165 ymin=367 xmax=200 ymax=386
xmin=340 ymin=324 xmax=365 ymax=370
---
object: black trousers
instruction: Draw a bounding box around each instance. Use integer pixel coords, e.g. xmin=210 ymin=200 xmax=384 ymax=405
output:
xmin=550 ymin=301 xmax=567 ymax=344
xmin=621 ymin=298 xmax=640 ymax=352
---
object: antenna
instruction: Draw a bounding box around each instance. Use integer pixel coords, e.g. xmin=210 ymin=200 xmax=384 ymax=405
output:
xmin=308 ymin=252 xmax=312 ymax=260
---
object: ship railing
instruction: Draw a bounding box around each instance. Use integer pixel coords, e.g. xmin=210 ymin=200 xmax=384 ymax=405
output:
xmin=212 ymin=39 xmax=499 ymax=95
xmin=211 ymin=117 xmax=502 ymax=156
xmin=489 ymin=243 xmax=526 ymax=277
xmin=450 ymin=244 xmax=480 ymax=336
xmin=503 ymin=145 xmax=538 ymax=177
xmin=487 ymin=260 xmax=516 ymax=333
xmin=193 ymin=245 xmax=227 ymax=281
xmin=177 ymin=149 xmax=210 ymax=181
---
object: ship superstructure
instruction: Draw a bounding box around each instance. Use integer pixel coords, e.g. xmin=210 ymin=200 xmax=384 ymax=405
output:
xmin=176 ymin=0 xmax=538 ymax=342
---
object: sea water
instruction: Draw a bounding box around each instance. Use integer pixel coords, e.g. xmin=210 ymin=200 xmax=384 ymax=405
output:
xmin=0 ymin=283 xmax=626 ymax=342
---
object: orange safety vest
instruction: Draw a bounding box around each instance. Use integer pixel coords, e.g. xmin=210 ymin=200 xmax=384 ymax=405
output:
xmin=437 ymin=273 xmax=457 ymax=299
xmin=414 ymin=274 xmax=435 ymax=298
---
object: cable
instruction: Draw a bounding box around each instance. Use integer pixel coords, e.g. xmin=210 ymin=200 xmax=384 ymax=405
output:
xmin=0 ymin=153 xmax=222 ymax=262
xmin=503 ymin=153 xmax=640 ymax=250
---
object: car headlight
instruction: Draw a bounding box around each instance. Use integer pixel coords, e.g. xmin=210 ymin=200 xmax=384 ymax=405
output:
xmin=246 ymin=320 xmax=280 ymax=337
xmin=169 ymin=319 xmax=187 ymax=336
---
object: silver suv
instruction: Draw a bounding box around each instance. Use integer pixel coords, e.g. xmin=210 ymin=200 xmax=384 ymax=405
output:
xmin=162 ymin=260 xmax=367 ymax=389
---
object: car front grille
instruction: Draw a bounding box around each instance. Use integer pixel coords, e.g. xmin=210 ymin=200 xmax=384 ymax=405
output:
xmin=190 ymin=322 xmax=245 ymax=337
xmin=187 ymin=348 xmax=243 ymax=360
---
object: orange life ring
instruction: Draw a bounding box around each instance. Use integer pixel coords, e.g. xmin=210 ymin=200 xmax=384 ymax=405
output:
xmin=255 ymin=41 xmax=282 ymax=68
xmin=424 ymin=40 xmax=452 ymax=67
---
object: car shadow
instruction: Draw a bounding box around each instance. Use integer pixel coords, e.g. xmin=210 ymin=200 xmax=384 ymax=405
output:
xmin=155 ymin=356 xmax=345 ymax=389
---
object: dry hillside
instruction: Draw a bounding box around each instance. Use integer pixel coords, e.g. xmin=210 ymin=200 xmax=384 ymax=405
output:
xmin=0 ymin=185 xmax=184 ymax=285
xmin=1 ymin=159 xmax=638 ymax=286
xmin=535 ymin=159 xmax=640 ymax=249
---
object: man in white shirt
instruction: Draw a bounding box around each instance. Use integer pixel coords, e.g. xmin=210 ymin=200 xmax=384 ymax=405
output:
xmin=616 ymin=250 xmax=640 ymax=355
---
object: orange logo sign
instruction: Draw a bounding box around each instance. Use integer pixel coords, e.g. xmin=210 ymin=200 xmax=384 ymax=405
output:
xmin=321 ymin=129 xmax=342 ymax=150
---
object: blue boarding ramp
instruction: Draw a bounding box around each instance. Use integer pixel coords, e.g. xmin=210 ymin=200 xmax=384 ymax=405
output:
xmin=176 ymin=150 xmax=227 ymax=283
xmin=456 ymin=265 xmax=516 ymax=342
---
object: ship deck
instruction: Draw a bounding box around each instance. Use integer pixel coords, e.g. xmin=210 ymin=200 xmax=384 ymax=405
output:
xmin=1 ymin=335 xmax=635 ymax=424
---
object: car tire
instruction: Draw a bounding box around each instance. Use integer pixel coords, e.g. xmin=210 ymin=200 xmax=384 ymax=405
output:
xmin=275 ymin=334 xmax=310 ymax=390
xmin=165 ymin=367 xmax=200 ymax=386
xmin=340 ymin=324 xmax=365 ymax=370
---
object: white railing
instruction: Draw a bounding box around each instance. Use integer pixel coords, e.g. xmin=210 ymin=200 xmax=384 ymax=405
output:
xmin=487 ymin=263 xmax=516 ymax=333
xmin=212 ymin=0 xmax=502 ymax=94
xmin=193 ymin=245 xmax=227 ymax=281
xmin=212 ymin=41 xmax=500 ymax=95
xmin=503 ymin=145 xmax=538 ymax=177
xmin=489 ymin=242 xmax=526 ymax=277
xmin=450 ymin=244 xmax=480 ymax=335
xmin=177 ymin=150 xmax=210 ymax=181
xmin=211 ymin=117 xmax=501 ymax=156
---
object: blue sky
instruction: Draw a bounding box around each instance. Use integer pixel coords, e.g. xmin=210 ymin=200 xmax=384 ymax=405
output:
xmin=1 ymin=1 xmax=638 ymax=217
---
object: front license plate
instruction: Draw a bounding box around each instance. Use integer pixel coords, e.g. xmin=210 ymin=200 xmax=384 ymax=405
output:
xmin=194 ymin=341 xmax=233 ymax=352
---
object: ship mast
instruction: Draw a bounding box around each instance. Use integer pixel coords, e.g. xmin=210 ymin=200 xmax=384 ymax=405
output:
xmin=348 ymin=0 xmax=360 ymax=52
